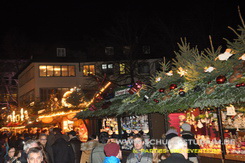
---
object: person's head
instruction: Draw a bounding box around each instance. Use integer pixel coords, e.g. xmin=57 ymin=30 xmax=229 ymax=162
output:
xmin=133 ymin=134 xmax=144 ymax=150
xmin=152 ymin=145 xmax=170 ymax=163
xmin=8 ymin=147 xmax=16 ymax=158
xmin=38 ymin=133 xmax=47 ymax=147
xmin=52 ymin=128 xmax=62 ymax=135
xmin=41 ymin=129 xmax=49 ymax=135
xmin=168 ymin=136 xmax=188 ymax=159
xmin=24 ymin=139 xmax=39 ymax=153
xmin=27 ymin=147 xmax=43 ymax=163
xmin=68 ymin=130 xmax=76 ymax=139
xmin=98 ymin=132 xmax=109 ymax=144
xmin=104 ymin=142 xmax=122 ymax=159
xmin=88 ymin=134 xmax=97 ymax=141
xmin=166 ymin=127 xmax=178 ymax=135
xmin=181 ymin=123 xmax=191 ymax=132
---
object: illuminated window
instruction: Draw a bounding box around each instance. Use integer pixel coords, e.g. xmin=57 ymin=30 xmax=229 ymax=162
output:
xmin=83 ymin=65 xmax=95 ymax=76
xmin=39 ymin=65 xmax=47 ymax=76
xmin=108 ymin=64 xmax=113 ymax=69
xmin=101 ymin=63 xmax=113 ymax=75
xmin=102 ymin=64 xmax=107 ymax=70
xmin=119 ymin=63 xmax=126 ymax=74
xmin=61 ymin=66 xmax=68 ymax=76
xmin=47 ymin=66 xmax=54 ymax=76
xmin=39 ymin=65 xmax=75 ymax=77
xmin=54 ymin=66 xmax=61 ymax=76
xmin=69 ymin=66 xmax=75 ymax=76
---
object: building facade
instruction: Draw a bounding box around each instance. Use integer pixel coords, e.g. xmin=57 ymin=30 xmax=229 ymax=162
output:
xmin=18 ymin=58 xmax=161 ymax=109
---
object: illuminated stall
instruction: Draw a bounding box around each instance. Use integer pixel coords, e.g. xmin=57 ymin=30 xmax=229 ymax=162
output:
xmin=1 ymin=108 xmax=29 ymax=133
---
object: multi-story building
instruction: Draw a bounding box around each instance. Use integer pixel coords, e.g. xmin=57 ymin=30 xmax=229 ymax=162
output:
xmin=15 ymin=46 xmax=161 ymax=137
xmin=17 ymin=50 xmax=161 ymax=109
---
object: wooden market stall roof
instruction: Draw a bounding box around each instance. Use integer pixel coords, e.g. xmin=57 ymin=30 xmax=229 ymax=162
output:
xmin=75 ymin=17 xmax=245 ymax=119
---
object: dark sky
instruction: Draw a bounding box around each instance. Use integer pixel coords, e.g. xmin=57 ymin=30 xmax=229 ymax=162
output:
xmin=0 ymin=1 xmax=244 ymax=57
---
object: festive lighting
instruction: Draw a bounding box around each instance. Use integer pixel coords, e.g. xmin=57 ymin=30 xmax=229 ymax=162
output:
xmin=166 ymin=70 xmax=173 ymax=76
xmin=155 ymin=77 xmax=161 ymax=82
xmin=204 ymin=66 xmax=216 ymax=73
xmin=38 ymin=110 xmax=80 ymax=119
xmin=12 ymin=111 xmax=16 ymax=122
xmin=62 ymin=89 xmax=73 ymax=108
xmin=1 ymin=126 xmax=26 ymax=130
xmin=20 ymin=108 xmax=24 ymax=121
xmin=86 ymin=81 xmax=112 ymax=107
xmin=177 ymin=67 xmax=187 ymax=76
xmin=60 ymin=81 xmax=112 ymax=109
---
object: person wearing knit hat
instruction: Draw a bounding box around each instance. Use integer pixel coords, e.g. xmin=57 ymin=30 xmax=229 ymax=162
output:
xmin=180 ymin=123 xmax=200 ymax=163
xmin=181 ymin=123 xmax=191 ymax=131
xmin=103 ymin=143 xmax=122 ymax=163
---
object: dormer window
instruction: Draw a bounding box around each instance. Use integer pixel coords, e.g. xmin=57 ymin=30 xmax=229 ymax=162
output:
xmin=123 ymin=46 xmax=131 ymax=55
xmin=105 ymin=47 xmax=114 ymax=56
xmin=57 ymin=48 xmax=66 ymax=57
xmin=142 ymin=46 xmax=150 ymax=54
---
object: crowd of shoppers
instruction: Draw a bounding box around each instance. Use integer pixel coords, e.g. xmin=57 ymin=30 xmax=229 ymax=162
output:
xmin=0 ymin=122 xmax=200 ymax=163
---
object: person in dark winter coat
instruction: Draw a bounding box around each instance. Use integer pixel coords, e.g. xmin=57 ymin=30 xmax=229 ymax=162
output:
xmin=180 ymin=123 xmax=200 ymax=163
xmin=161 ymin=136 xmax=193 ymax=163
xmin=4 ymin=147 xmax=16 ymax=163
xmin=164 ymin=127 xmax=178 ymax=150
xmin=51 ymin=128 xmax=75 ymax=163
xmin=45 ymin=129 xmax=55 ymax=163
xmin=68 ymin=131 xmax=82 ymax=163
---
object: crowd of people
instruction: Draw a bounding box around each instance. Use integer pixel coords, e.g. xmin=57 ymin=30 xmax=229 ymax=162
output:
xmin=0 ymin=123 xmax=200 ymax=163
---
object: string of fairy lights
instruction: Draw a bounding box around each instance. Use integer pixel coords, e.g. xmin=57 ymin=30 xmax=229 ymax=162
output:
xmin=38 ymin=81 xmax=112 ymax=119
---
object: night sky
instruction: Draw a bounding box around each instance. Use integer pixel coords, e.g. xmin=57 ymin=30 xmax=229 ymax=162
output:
xmin=0 ymin=1 xmax=244 ymax=58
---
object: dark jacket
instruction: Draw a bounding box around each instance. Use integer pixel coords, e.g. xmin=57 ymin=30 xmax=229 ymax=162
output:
xmin=181 ymin=131 xmax=200 ymax=158
xmin=17 ymin=150 xmax=27 ymax=163
xmin=69 ymin=137 xmax=82 ymax=163
xmin=52 ymin=137 xmax=75 ymax=163
xmin=45 ymin=132 xmax=56 ymax=163
xmin=160 ymin=153 xmax=193 ymax=163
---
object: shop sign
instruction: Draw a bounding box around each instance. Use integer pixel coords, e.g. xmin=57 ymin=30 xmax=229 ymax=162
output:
xmin=115 ymin=88 xmax=130 ymax=96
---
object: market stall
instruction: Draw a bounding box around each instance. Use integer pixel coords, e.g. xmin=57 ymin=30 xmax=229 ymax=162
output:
xmin=38 ymin=109 xmax=89 ymax=142
xmin=75 ymin=13 xmax=245 ymax=162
